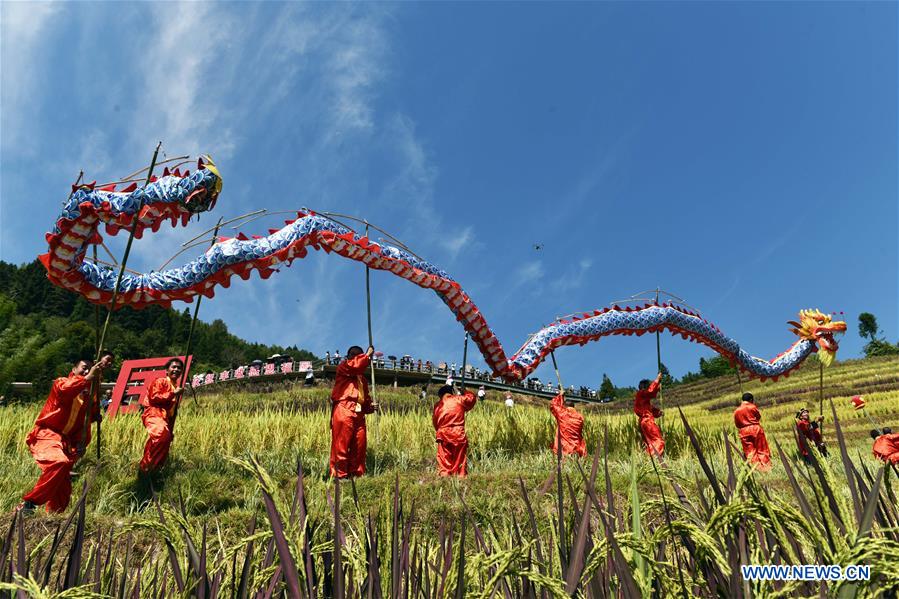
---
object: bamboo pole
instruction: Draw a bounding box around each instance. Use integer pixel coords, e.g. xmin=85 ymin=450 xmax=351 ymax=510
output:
xmin=862 ymin=408 xmax=882 ymax=435
xmin=550 ymin=349 xmax=566 ymax=566
xmin=118 ymin=154 xmax=189 ymax=182
xmin=84 ymin=257 xmax=142 ymax=276
xmin=93 ymin=243 xmax=102 ymax=460
xmin=364 ymin=224 xmax=378 ymax=410
xmin=460 ymin=333 xmax=469 ymax=391
xmin=550 ymin=350 xmax=564 ymax=395
xmin=324 ymin=211 xmax=424 ymax=261
xmin=654 ymin=289 xmax=664 ymax=428
xmin=99 ymin=241 xmax=119 ymax=265
xmin=171 ymin=217 xmax=224 ymax=431
xmin=179 ymin=209 xmax=266 ymax=247
xmin=819 ymin=361 xmax=824 ymax=417
xmin=95 ymin=142 xmax=162 ymax=352
xmin=79 ymin=142 xmax=162 ymax=459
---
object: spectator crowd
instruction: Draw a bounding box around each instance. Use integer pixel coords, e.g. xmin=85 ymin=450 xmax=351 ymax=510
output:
xmin=191 ymin=350 xmax=601 ymax=400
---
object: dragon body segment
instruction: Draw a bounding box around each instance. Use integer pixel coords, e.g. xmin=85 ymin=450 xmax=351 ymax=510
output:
xmin=40 ymin=158 xmax=846 ymax=382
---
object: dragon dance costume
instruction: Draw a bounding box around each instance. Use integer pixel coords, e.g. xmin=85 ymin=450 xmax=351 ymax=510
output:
xmin=140 ymin=376 xmax=180 ymax=472
xmin=550 ymin=393 xmax=587 ymax=457
xmin=23 ymin=373 xmax=97 ymax=512
xmin=329 ymin=353 xmax=375 ymax=478
xmin=634 ymin=379 xmax=664 ymax=457
xmin=433 ymin=390 xmax=478 ymax=477
xmin=734 ymin=400 xmax=772 ymax=471
xmin=872 ymin=433 xmax=899 ymax=465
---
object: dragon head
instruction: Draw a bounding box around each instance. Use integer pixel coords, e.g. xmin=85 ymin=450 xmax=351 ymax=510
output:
xmin=184 ymin=156 xmax=223 ymax=212
xmin=788 ymin=309 xmax=847 ymax=367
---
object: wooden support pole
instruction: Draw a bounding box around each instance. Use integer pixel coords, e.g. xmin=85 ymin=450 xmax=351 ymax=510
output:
xmin=654 ymin=289 xmax=664 ymax=420
xmin=460 ymin=333 xmax=469 ymax=391
xmin=172 ymin=217 xmax=224 ymax=430
xmin=81 ymin=144 xmax=162 ymax=459
xmin=95 ymin=142 xmax=162 ymax=354
xmin=550 ymin=350 xmax=564 ymax=394
xmin=819 ymin=361 xmax=824 ymax=417
xmin=93 ymin=243 xmax=102 ymax=460
xmin=364 ymin=224 xmax=378 ymax=409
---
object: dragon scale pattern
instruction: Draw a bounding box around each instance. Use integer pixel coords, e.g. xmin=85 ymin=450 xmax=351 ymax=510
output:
xmin=40 ymin=159 xmax=838 ymax=383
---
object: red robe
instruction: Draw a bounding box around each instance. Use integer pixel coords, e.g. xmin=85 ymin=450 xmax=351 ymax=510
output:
xmin=140 ymin=376 xmax=179 ymax=472
xmin=330 ymin=354 xmax=374 ymax=478
xmin=23 ymin=372 xmax=95 ymax=512
xmin=550 ymin=393 xmax=587 ymax=457
xmin=433 ymin=390 xmax=477 ymax=476
xmin=872 ymin=433 xmax=899 ymax=465
xmin=734 ymin=401 xmax=771 ymax=470
xmin=796 ymin=419 xmax=823 ymax=458
xmin=634 ymin=380 xmax=664 ymax=456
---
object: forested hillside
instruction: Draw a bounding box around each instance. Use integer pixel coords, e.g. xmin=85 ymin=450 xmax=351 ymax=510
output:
xmin=0 ymin=260 xmax=316 ymax=397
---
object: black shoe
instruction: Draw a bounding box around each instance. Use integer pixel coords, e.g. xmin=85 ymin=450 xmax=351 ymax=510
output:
xmin=16 ymin=500 xmax=36 ymax=515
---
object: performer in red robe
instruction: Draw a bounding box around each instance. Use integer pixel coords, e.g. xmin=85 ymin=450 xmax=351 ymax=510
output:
xmin=795 ymin=408 xmax=827 ymax=462
xmin=734 ymin=392 xmax=771 ymax=471
xmin=550 ymin=391 xmax=587 ymax=457
xmin=871 ymin=428 xmax=899 ymax=464
xmin=21 ymin=353 xmax=113 ymax=513
xmin=330 ymin=346 xmax=376 ymax=478
xmin=139 ymin=358 xmax=185 ymax=473
xmin=634 ymin=373 xmax=664 ymax=456
xmin=432 ymin=385 xmax=479 ymax=476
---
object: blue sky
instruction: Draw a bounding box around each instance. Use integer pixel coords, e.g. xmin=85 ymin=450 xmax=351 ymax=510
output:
xmin=1 ymin=2 xmax=896 ymax=388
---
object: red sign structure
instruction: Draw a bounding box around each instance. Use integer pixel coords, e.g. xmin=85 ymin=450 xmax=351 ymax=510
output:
xmin=107 ymin=355 xmax=192 ymax=419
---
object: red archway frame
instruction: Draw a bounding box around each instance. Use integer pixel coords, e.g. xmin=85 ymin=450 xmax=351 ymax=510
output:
xmin=107 ymin=355 xmax=192 ymax=419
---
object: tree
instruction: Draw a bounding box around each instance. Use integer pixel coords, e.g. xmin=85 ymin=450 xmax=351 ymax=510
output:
xmin=863 ymin=339 xmax=899 ymax=357
xmin=699 ymin=355 xmax=735 ymax=378
xmin=0 ymin=293 xmax=15 ymax=330
xmin=858 ymin=313 xmax=879 ymax=341
xmin=0 ymin=259 xmax=319 ymax=397
xmin=599 ymin=373 xmax=615 ymax=401
xmin=659 ymin=362 xmax=674 ymax=387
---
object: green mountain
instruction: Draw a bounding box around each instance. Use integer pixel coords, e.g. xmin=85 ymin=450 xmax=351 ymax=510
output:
xmin=0 ymin=260 xmax=316 ymax=398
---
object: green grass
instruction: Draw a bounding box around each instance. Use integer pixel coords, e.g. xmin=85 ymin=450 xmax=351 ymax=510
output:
xmin=1 ymin=355 xmax=896 ymax=525
xmin=0 ymin=354 xmax=897 ymax=596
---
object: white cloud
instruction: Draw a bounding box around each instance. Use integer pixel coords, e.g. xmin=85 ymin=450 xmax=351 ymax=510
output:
xmin=383 ymin=114 xmax=437 ymax=211
xmin=0 ymin=2 xmax=62 ymax=153
xmin=329 ymin=20 xmax=385 ymax=133
xmin=713 ymin=275 xmax=742 ymax=309
xmin=1 ymin=2 xmax=460 ymax=364
xmin=76 ymin=130 xmax=113 ymax=176
xmin=379 ymin=113 xmax=481 ymax=265
xmin=750 ymin=225 xmax=797 ymax=267
xmin=441 ymin=226 xmax=474 ymax=260
xmin=551 ymin=257 xmax=593 ymax=292
xmin=128 ymin=3 xmax=238 ymax=159
xmin=544 ymin=124 xmax=640 ymax=230
xmin=515 ymin=260 xmax=545 ymax=285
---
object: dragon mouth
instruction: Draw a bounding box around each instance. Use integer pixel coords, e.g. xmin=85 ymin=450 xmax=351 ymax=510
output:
xmin=817 ymin=332 xmax=838 ymax=352
xmin=184 ymin=186 xmax=218 ymax=213
xmin=814 ymin=323 xmax=846 ymax=366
